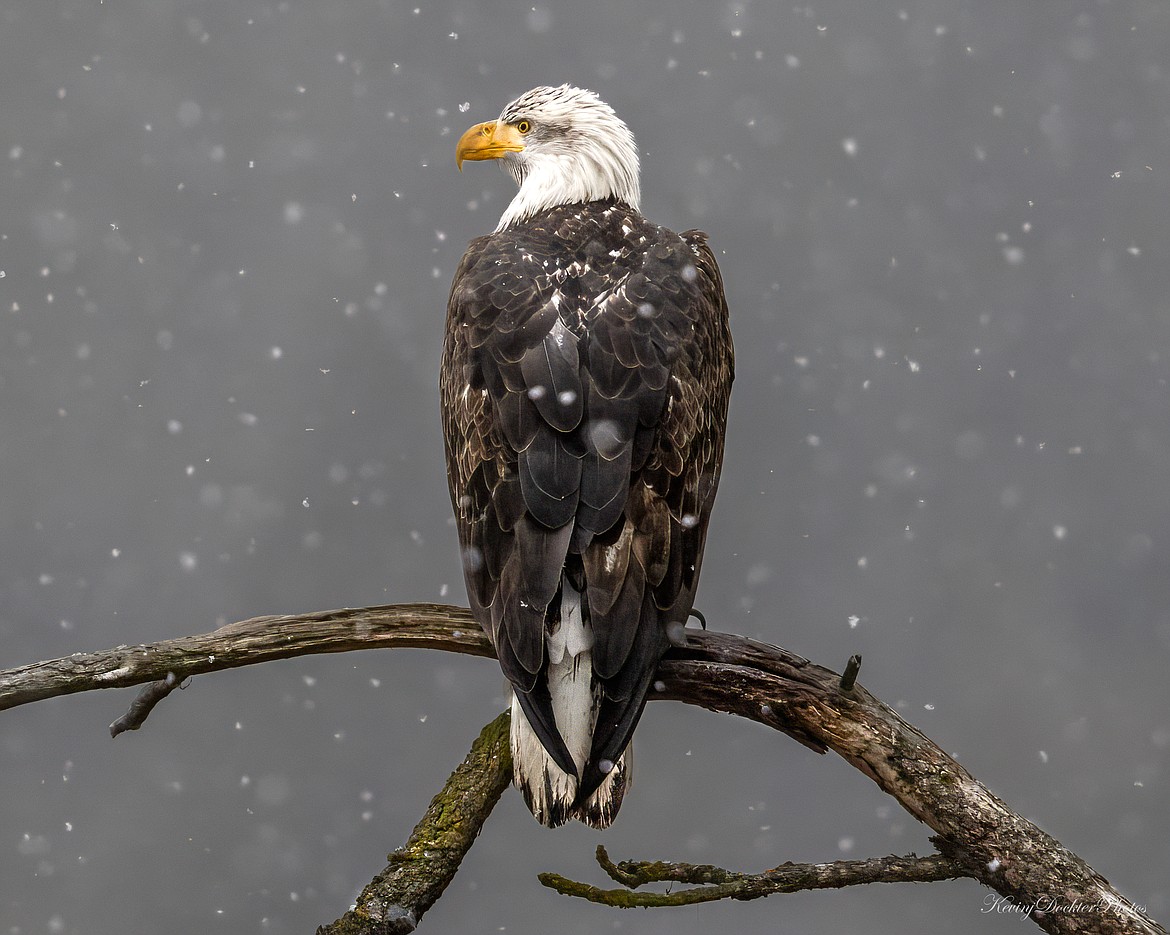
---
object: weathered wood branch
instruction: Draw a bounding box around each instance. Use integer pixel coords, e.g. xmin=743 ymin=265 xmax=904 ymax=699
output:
xmin=0 ymin=603 xmax=490 ymax=713
xmin=658 ymin=636 xmax=1163 ymax=935
xmin=0 ymin=603 xmax=1161 ymax=934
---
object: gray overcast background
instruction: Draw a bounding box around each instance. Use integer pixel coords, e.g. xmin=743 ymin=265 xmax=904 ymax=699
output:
xmin=2 ymin=1 xmax=1168 ymax=933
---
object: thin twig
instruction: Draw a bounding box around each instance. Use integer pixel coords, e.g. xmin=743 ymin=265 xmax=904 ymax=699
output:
xmin=538 ymin=845 xmax=968 ymax=907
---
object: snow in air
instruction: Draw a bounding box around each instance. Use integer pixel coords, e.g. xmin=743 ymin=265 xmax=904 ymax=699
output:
xmin=526 ymin=6 xmax=552 ymax=32
xmin=462 ymin=546 xmax=484 ymax=573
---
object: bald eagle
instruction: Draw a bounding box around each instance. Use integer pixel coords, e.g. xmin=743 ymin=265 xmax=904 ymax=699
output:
xmin=442 ymin=85 xmax=733 ymax=828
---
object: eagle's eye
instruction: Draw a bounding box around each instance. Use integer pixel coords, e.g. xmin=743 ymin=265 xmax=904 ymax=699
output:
xmin=515 ymin=119 xmax=532 ymax=134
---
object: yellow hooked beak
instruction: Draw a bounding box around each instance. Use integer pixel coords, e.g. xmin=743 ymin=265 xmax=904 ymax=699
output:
xmin=456 ymin=120 xmax=525 ymax=171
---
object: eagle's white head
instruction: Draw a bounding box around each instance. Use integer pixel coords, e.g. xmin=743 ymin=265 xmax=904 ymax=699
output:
xmin=456 ymin=84 xmax=641 ymax=231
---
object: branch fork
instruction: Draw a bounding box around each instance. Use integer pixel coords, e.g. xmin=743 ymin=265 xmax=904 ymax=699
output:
xmin=0 ymin=604 xmax=1161 ymax=935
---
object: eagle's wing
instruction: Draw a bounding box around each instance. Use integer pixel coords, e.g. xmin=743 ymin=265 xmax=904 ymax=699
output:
xmin=441 ymin=206 xmax=733 ymax=800
xmin=441 ymin=230 xmax=581 ymax=772
xmin=574 ymin=227 xmax=733 ymax=799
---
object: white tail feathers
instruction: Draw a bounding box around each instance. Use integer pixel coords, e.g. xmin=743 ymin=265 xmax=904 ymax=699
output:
xmin=509 ymin=576 xmax=631 ymax=828
xmin=509 ymin=693 xmax=630 ymax=828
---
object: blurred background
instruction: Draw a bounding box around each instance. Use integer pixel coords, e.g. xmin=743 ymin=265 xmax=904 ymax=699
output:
xmin=2 ymin=1 xmax=1167 ymax=932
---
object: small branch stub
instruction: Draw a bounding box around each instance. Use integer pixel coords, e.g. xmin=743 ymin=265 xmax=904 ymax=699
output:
xmin=839 ymin=654 xmax=862 ymax=692
xmin=109 ymin=671 xmax=182 ymax=737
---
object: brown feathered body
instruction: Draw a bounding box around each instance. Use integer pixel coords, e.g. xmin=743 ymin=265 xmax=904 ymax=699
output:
xmin=441 ymin=197 xmax=732 ymax=826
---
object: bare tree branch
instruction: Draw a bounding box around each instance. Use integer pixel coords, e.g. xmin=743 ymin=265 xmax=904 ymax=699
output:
xmin=1 ymin=603 xmax=1162 ymax=934
xmin=538 ymin=845 xmax=966 ymax=906
xmin=317 ymin=711 xmax=512 ymax=935
xmin=0 ymin=603 xmax=490 ymax=714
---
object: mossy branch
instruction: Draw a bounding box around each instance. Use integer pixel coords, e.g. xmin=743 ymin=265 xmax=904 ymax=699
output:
xmin=317 ymin=711 xmax=512 ymax=935
xmin=537 ymin=845 xmax=967 ymax=907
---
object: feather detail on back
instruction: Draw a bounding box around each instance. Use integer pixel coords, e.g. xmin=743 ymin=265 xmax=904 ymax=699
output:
xmin=442 ymin=198 xmax=732 ymax=827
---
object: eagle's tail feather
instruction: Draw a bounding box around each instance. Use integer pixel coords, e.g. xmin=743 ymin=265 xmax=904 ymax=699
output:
xmin=509 ymin=576 xmax=632 ymax=828
xmin=509 ymin=692 xmax=578 ymax=827
xmin=571 ymin=745 xmax=630 ymax=829
xmin=509 ymin=694 xmax=632 ymax=829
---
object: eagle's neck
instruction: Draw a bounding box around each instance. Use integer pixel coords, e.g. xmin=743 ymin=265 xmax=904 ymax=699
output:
xmin=496 ymin=138 xmax=641 ymax=232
